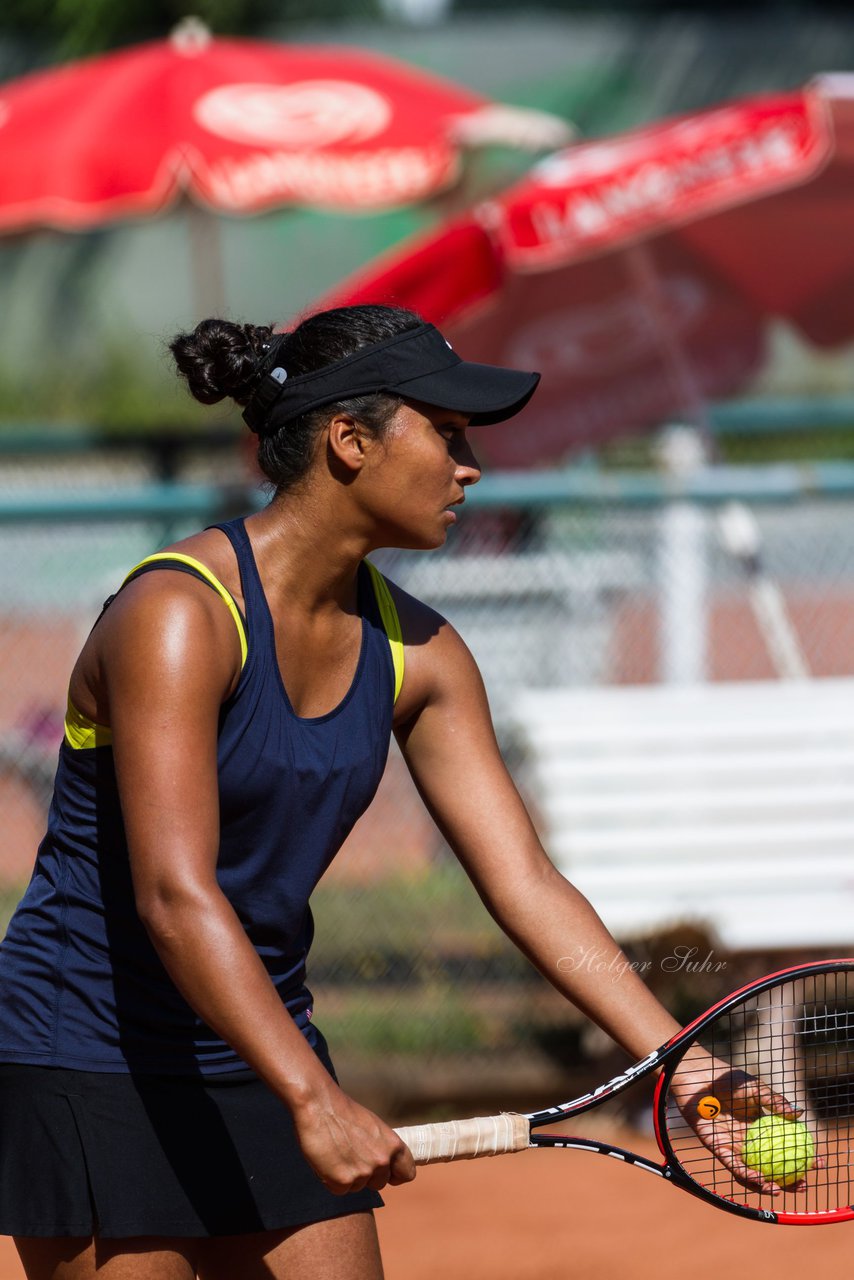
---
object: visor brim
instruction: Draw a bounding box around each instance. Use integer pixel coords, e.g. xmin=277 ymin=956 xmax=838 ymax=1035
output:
xmin=394 ymin=361 xmax=541 ymax=426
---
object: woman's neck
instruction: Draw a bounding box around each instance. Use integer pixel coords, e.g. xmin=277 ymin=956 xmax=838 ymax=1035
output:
xmin=244 ymin=491 xmax=368 ymax=616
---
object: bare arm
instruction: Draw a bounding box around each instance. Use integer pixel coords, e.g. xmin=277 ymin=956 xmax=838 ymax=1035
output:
xmin=97 ymin=573 xmax=413 ymax=1193
xmin=393 ymin=605 xmax=801 ymax=1189
xmin=393 ymin=601 xmax=680 ymax=1061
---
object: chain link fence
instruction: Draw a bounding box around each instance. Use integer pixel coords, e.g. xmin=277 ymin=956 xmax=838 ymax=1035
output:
xmin=0 ymin=454 xmax=852 ymax=1112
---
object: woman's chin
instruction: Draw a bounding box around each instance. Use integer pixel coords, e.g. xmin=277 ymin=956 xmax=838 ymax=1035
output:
xmin=382 ymin=523 xmax=450 ymax=552
xmin=403 ymin=534 xmax=447 ymax=552
xmin=425 ymin=526 xmax=450 ymax=550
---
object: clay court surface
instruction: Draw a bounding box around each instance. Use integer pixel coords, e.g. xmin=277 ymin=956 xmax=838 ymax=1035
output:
xmin=379 ymin=1124 xmax=854 ymax=1280
xmin=0 ymin=1124 xmax=850 ymax=1279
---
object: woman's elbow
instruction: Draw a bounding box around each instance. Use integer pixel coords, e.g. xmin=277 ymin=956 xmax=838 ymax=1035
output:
xmin=133 ymin=872 xmax=219 ymax=943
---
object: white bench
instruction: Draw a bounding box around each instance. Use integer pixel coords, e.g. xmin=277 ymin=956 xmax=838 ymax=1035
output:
xmin=509 ymin=678 xmax=854 ymax=950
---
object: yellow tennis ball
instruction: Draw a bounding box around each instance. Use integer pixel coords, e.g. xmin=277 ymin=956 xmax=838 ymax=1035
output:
xmin=742 ymin=1116 xmax=815 ymax=1188
xmin=697 ymin=1095 xmax=721 ymax=1120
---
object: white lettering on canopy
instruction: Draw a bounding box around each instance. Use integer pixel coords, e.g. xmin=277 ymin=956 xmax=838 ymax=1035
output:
xmin=505 ymin=93 xmax=831 ymax=267
xmin=200 ymin=144 xmax=457 ymax=210
xmin=194 ymin=81 xmax=392 ymax=149
xmin=529 ymin=121 xmax=806 ymax=251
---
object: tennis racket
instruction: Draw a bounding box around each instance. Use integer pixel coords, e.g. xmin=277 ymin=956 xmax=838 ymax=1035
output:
xmin=395 ymin=958 xmax=854 ymax=1224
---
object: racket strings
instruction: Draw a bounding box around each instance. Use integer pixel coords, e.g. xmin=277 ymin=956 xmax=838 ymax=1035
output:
xmin=663 ymin=970 xmax=854 ymax=1216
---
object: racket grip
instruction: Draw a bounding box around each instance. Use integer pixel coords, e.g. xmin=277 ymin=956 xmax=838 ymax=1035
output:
xmin=395 ymin=1113 xmax=531 ymax=1164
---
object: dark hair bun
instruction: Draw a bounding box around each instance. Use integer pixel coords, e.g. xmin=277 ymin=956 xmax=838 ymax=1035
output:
xmin=169 ymin=318 xmax=274 ymax=406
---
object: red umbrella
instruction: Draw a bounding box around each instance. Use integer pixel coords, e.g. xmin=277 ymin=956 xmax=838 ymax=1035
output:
xmin=0 ymin=18 xmax=570 ymax=226
xmin=0 ymin=19 xmax=571 ymax=318
xmin=325 ymin=75 xmax=854 ymax=468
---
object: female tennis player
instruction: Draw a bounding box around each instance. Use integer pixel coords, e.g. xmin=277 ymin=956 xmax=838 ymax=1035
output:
xmin=0 ymin=305 xmax=749 ymax=1279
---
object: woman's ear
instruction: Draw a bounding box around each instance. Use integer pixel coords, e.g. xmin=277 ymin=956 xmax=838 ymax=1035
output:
xmin=326 ymin=412 xmax=369 ymax=475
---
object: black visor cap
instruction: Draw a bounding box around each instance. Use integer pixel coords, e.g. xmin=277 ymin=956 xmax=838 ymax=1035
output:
xmin=243 ymin=322 xmax=540 ymax=435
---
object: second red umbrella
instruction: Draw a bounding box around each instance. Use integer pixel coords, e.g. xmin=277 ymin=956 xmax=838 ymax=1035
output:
xmin=327 ymin=75 xmax=854 ymax=467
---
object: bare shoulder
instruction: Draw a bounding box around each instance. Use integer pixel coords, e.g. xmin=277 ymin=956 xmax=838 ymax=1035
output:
xmin=97 ymin=522 xmax=246 ymax=656
xmin=96 ymin=561 xmax=234 ymax=645
xmin=71 ymin=532 xmax=246 ymax=723
xmin=147 ymin=525 xmax=246 ymax=604
xmin=380 ymin=572 xmax=484 ymax=725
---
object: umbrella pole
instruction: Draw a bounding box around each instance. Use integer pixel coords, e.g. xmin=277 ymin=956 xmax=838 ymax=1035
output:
xmin=625 ymin=243 xmax=810 ymax=682
xmin=186 ymin=198 xmax=226 ymax=319
xmin=625 ymin=243 xmax=711 ymax=440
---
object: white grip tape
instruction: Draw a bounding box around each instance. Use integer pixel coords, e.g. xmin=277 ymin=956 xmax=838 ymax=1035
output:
xmin=394 ymin=1112 xmax=530 ymax=1164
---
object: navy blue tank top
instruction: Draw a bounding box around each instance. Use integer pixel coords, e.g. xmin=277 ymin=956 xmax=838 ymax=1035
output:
xmin=0 ymin=518 xmax=400 ymax=1073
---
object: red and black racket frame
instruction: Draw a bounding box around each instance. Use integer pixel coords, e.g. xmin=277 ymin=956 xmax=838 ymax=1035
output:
xmin=524 ymin=958 xmax=854 ymax=1224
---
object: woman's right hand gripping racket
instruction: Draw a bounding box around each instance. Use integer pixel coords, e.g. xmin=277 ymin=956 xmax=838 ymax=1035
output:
xmin=395 ymin=959 xmax=854 ymax=1224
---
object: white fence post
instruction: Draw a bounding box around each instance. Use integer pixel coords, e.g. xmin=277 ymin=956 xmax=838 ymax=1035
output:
xmin=657 ymin=427 xmax=709 ymax=685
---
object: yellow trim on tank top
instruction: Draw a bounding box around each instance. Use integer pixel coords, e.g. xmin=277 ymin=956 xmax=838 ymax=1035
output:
xmin=64 ymin=555 xmax=404 ymax=749
xmin=64 ymin=697 xmax=113 ymax=749
xmin=365 ymin=561 xmax=405 ymax=704
xmin=122 ymin=553 xmax=249 ymax=668
xmin=63 ymin=553 xmax=248 ymax=749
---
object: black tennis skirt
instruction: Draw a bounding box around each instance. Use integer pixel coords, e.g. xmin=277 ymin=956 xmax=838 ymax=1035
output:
xmin=0 ymin=1035 xmax=382 ymax=1239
